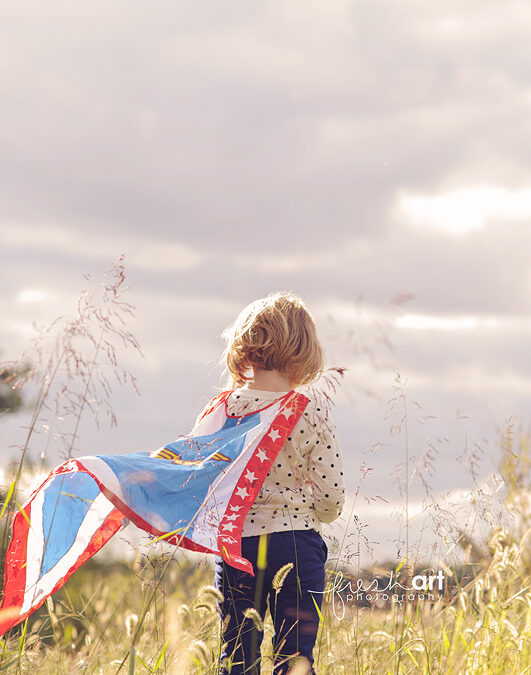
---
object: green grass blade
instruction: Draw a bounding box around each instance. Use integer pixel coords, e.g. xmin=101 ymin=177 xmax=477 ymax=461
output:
xmin=311 ymin=594 xmax=324 ymax=624
xmin=153 ymin=639 xmax=169 ymax=671
xmin=0 ymin=482 xmax=15 ymax=520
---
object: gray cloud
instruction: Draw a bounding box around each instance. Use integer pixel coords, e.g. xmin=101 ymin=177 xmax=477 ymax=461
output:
xmin=1 ymin=1 xmax=530 ymax=561
xmin=2 ymin=1 xmax=530 ymax=253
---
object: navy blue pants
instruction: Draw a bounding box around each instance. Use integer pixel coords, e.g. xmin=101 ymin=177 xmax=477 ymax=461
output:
xmin=214 ymin=529 xmax=327 ymax=675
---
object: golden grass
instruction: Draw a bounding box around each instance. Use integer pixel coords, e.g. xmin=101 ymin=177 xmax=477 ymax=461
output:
xmin=0 ymin=520 xmax=529 ymax=674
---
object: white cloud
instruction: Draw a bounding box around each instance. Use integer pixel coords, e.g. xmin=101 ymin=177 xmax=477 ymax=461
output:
xmin=396 ymin=313 xmax=531 ymax=332
xmin=397 ymin=314 xmax=483 ymax=331
xmin=395 ymin=185 xmax=531 ymax=235
xmin=17 ymin=289 xmax=50 ymax=304
xmin=234 ymin=252 xmax=337 ymax=273
xmin=404 ymin=365 xmax=531 ymax=395
xmin=316 ymin=302 xmax=531 ymax=335
xmin=0 ymin=224 xmax=203 ymax=272
xmin=0 ymin=286 xmax=241 ymax=373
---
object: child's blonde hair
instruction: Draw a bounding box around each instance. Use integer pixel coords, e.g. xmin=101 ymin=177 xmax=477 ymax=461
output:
xmin=222 ymin=292 xmax=323 ymax=388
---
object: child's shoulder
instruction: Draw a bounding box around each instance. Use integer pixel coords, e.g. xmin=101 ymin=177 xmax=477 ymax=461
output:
xmin=292 ymin=387 xmax=338 ymax=439
xmin=295 ymin=385 xmax=337 ymax=420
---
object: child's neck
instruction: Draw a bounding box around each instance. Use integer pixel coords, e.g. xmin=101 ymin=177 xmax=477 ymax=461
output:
xmin=244 ymin=368 xmax=293 ymax=392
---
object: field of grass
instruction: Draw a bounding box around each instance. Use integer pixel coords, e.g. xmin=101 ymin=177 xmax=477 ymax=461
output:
xmin=0 ymin=516 xmax=530 ymax=674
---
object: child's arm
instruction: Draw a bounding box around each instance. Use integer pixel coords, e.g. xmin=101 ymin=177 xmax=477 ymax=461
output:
xmin=307 ymin=411 xmax=346 ymax=523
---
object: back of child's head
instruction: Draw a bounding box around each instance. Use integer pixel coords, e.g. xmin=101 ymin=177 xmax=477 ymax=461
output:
xmin=222 ymin=292 xmax=323 ymax=388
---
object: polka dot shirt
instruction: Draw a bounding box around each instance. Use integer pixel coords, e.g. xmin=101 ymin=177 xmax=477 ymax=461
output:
xmin=222 ymin=387 xmax=346 ymax=537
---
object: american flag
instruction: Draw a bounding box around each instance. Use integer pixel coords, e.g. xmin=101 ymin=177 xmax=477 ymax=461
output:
xmin=0 ymin=390 xmax=308 ymax=635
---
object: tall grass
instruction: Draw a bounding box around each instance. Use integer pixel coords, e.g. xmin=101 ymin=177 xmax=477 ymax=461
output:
xmin=0 ymin=257 xmax=143 ymax=660
xmin=1 ymin=273 xmax=530 ymax=673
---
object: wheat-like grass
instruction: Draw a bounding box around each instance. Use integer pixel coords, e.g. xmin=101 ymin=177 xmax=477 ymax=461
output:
xmin=272 ymin=563 xmax=294 ymax=592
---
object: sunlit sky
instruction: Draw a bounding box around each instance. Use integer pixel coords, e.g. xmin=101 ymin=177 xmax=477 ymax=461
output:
xmin=1 ymin=0 xmax=530 ymax=567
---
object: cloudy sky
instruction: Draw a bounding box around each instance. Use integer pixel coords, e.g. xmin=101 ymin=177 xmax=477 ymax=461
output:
xmin=1 ymin=0 xmax=530 ymax=567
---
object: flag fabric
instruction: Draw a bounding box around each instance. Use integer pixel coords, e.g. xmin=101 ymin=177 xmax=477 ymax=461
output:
xmin=0 ymin=389 xmax=308 ymax=636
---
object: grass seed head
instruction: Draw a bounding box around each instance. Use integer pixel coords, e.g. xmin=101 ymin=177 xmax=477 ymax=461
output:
xmin=243 ymin=607 xmax=264 ymax=631
xmin=272 ymin=562 xmax=294 ymax=592
xmin=286 ymin=656 xmax=312 ymax=674
xmin=503 ymin=618 xmax=518 ymax=639
xmin=198 ymin=584 xmax=224 ymax=603
xmin=125 ymin=612 xmax=139 ymax=637
xmin=194 ymin=603 xmax=215 ymax=613
xmin=189 ymin=639 xmax=209 ymax=664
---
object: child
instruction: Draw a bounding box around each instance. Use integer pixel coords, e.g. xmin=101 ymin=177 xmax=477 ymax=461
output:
xmin=208 ymin=292 xmax=345 ymax=675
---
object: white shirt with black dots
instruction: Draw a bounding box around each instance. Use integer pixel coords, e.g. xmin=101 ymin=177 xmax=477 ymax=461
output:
xmin=220 ymin=387 xmax=346 ymax=537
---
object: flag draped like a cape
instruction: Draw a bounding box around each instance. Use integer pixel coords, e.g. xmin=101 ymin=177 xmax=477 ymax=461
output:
xmin=0 ymin=390 xmax=308 ymax=635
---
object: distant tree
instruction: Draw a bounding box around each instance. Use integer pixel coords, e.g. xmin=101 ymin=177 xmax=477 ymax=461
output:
xmin=0 ymin=362 xmax=30 ymax=416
